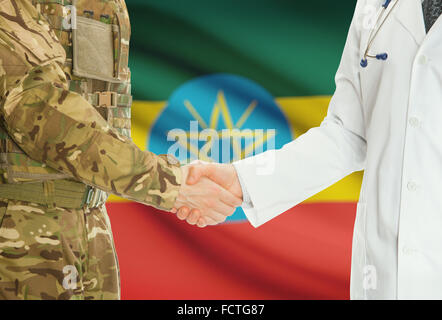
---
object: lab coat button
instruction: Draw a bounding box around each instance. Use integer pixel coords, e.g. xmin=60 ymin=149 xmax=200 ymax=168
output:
xmin=418 ymin=55 xmax=427 ymax=65
xmin=409 ymin=117 xmax=420 ymax=128
xmin=407 ymin=182 xmax=417 ymax=191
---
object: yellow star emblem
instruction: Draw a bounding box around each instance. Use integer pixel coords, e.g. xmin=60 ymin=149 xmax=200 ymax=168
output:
xmin=173 ymin=90 xmax=276 ymax=163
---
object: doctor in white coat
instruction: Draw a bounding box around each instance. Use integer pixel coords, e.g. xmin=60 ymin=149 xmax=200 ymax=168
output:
xmin=178 ymin=0 xmax=442 ymax=300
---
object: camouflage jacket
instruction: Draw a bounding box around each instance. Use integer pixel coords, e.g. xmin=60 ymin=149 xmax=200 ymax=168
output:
xmin=0 ymin=0 xmax=182 ymax=210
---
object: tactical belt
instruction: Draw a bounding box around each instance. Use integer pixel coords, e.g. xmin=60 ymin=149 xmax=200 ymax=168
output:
xmin=0 ymin=180 xmax=107 ymax=209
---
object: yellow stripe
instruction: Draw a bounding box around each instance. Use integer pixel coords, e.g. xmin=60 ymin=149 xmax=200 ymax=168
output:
xmin=108 ymin=97 xmax=362 ymax=203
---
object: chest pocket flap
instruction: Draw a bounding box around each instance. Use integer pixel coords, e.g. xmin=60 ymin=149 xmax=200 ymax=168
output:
xmin=72 ymin=15 xmax=121 ymax=83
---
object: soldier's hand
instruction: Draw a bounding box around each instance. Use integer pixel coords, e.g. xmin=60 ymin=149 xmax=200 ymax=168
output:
xmin=173 ymin=165 xmax=241 ymax=227
xmin=173 ymin=163 xmax=243 ymax=227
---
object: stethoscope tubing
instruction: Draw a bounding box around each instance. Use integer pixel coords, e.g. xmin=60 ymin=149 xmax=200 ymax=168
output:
xmin=361 ymin=0 xmax=400 ymax=67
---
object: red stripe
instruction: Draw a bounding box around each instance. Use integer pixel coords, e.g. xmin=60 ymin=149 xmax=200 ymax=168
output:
xmin=106 ymin=202 xmax=356 ymax=300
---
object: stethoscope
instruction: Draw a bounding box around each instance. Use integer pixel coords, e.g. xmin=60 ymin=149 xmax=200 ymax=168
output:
xmin=360 ymin=0 xmax=400 ymax=68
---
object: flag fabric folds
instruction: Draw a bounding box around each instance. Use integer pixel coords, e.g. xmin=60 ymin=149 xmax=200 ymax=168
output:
xmin=106 ymin=0 xmax=361 ymax=299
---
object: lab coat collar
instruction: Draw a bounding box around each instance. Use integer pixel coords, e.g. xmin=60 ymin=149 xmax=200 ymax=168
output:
xmin=393 ymin=0 xmax=426 ymax=46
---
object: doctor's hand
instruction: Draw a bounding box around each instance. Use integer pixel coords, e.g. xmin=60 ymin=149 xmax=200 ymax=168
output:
xmin=173 ymin=162 xmax=243 ymax=227
xmin=172 ymin=165 xmax=242 ymax=227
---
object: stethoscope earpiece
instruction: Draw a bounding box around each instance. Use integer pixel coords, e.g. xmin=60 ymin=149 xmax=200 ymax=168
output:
xmin=376 ymin=53 xmax=388 ymax=60
xmin=382 ymin=0 xmax=392 ymax=8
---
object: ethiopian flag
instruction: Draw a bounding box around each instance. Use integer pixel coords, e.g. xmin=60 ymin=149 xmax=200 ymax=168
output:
xmin=106 ymin=0 xmax=362 ymax=300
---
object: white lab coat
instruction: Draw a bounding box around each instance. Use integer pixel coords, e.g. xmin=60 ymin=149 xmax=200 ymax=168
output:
xmin=234 ymin=0 xmax=442 ymax=299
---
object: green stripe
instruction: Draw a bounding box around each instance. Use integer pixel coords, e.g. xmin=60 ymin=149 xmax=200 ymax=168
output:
xmin=126 ymin=0 xmax=355 ymax=101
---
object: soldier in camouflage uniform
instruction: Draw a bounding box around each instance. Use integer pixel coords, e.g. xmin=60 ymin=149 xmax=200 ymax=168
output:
xmin=0 ymin=0 xmax=186 ymax=300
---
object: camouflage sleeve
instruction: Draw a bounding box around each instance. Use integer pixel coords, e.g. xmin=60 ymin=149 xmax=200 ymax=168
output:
xmin=0 ymin=0 xmax=181 ymax=211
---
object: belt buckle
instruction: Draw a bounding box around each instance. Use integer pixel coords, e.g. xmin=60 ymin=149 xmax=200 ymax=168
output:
xmin=96 ymin=91 xmax=117 ymax=125
xmin=97 ymin=91 xmax=117 ymax=108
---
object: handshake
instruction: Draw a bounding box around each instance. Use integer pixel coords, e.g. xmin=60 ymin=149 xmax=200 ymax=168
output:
xmin=171 ymin=162 xmax=243 ymax=228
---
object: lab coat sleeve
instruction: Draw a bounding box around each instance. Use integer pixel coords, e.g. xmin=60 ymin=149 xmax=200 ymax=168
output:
xmin=233 ymin=0 xmax=368 ymax=228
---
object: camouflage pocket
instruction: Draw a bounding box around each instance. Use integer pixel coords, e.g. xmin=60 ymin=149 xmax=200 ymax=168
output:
xmin=72 ymin=15 xmax=122 ymax=83
xmin=0 ymin=201 xmax=85 ymax=299
xmin=0 ymin=201 xmax=66 ymax=265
